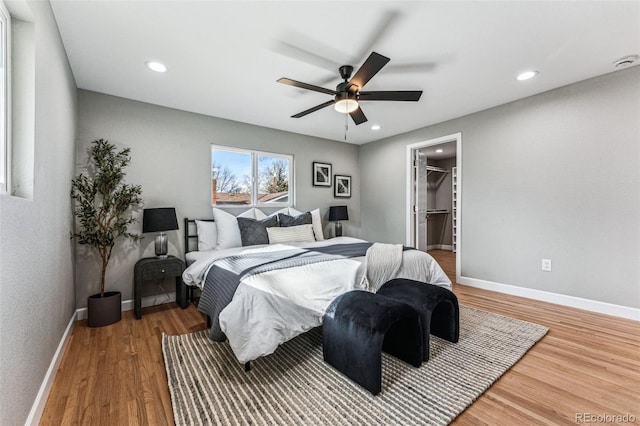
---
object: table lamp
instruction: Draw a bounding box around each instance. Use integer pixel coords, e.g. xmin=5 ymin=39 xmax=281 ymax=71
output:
xmin=329 ymin=205 xmax=349 ymax=237
xmin=142 ymin=207 xmax=178 ymax=257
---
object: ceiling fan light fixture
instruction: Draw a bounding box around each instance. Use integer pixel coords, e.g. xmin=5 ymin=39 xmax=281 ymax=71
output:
xmin=334 ymin=98 xmax=359 ymax=114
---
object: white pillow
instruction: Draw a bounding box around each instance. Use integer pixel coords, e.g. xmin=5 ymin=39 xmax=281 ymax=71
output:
xmin=269 ymin=207 xmax=292 ymax=216
xmin=309 ymin=208 xmax=324 ymax=241
xmin=267 ymin=224 xmax=316 ymax=244
xmin=195 ymin=220 xmax=217 ymax=251
xmin=212 ymin=208 xmax=241 ymax=249
xmin=212 ymin=207 xmax=266 ymax=250
xmin=244 ymin=207 xmax=267 ymax=219
xmin=288 ymin=207 xmax=303 ymax=216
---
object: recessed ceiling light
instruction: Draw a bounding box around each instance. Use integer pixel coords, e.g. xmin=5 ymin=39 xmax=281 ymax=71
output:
xmin=371 ymin=124 xmax=381 ymax=131
xmin=613 ymin=55 xmax=639 ymax=68
xmin=517 ymin=70 xmax=538 ymax=81
xmin=145 ymin=61 xmax=167 ymax=73
xmin=435 ymin=149 xmax=444 ymax=153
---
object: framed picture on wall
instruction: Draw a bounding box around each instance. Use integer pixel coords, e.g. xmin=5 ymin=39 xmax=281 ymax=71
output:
xmin=334 ymin=175 xmax=351 ymax=198
xmin=312 ymin=162 xmax=332 ymax=187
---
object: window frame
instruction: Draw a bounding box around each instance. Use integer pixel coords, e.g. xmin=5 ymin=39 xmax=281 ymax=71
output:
xmin=0 ymin=0 xmax=10 ymax=194
xmin=211 ymin=144 xmax=294 ymax=208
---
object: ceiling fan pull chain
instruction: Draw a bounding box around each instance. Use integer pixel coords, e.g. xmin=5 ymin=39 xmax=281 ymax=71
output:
xmin=344 ymin=112 xmax=348 ymax=141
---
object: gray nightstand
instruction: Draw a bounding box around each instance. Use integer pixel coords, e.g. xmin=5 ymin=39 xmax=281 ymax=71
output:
xmin=134 ymin=255 xmax=187 ymax=319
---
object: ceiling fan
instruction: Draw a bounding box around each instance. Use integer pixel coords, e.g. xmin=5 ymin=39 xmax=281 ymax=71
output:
xmin=277 ymin=52 xmax=423 ymax=125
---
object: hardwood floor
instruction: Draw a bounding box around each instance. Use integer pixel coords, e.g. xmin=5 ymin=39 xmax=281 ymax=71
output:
xmin=40 ymin=250 xmax=639 ymax=425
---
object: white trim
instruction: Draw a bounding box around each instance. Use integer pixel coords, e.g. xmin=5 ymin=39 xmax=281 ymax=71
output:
xmin=458 ymin=276 xmax=640 ymax=321
xmin=26 ymin=291 xmax=182 ymax=424
xmin=76 ymin=292 xmax=178 ymax=320
xmin=0 ymin=0 xmax=11 ymax=194
xmin=426 ymin=244 xmax=453 ymax=251
xmin=25 ymin=311 xmax=77 ymax=426
xmin=406 ymin=132 xmax=462 ymax=282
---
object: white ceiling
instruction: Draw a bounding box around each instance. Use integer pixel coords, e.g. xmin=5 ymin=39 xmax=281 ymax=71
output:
xmin=420 ymin=141 xmax=457 ymax=161
xmin=50 ymin=1 xmax=640 ymax=145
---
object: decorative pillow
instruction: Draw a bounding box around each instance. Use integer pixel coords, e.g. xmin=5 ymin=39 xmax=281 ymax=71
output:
xmin=267 ymin=224 xmax=316 ymax=244
xmin=269 ymin=207 xmax=302 ymax=217
xmin=270 ymin=207 xmax=324 ymax=241
xmin=243 ymin=207 xmax=267 ymax=220
xmin=195 ymin=220 xmax=217 ymax=251
xmin=278 ymin=212 xmax=312 ymax=227
xmin=310 ymin=208 xmax=324 ymax=241
xmin=288 ymin=207 xmax=303 ymax=216
xmin=237 ymin=216 xmax=278 ymax=246
xmin=212 ymin=207 xmax=267 ymax=250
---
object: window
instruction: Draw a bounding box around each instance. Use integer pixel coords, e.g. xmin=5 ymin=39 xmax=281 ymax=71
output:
xmin=211 ymin=145 xmax=293 ymax=207
xmin=0 ymin=1 xmax=9 ymax=193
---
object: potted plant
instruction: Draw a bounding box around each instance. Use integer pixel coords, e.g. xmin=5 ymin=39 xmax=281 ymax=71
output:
xmin=71 ymin=138 xmax=143 ymax=327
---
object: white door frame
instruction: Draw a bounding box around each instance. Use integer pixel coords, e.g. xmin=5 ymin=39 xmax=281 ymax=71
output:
xmin=405 ymin=132 xmax=462 ymax=282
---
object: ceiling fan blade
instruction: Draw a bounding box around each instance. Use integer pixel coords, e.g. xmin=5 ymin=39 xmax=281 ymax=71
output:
xmin=359 ymin=91 xmax=422 ymax=101
xmin=350 ymin=52 xmax=390 ymax=90
xmin=385 ymin=63 xmax=437 ymax=73
xmin=277 ymin=78 xmax=337 ymax=96
xmin=349 ymin=107 xmax=368 ymax=125
xmin=291 ymin=100 xmax=335 ymax=118
xmin=272 ymin=40 xmax=342 ymax=72
xmin=355 ymin=10 xmax=401 ymax=62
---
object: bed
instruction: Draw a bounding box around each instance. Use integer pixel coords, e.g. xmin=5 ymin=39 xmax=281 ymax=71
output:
xmin=182 ymin=207 xmax=451 ymax=364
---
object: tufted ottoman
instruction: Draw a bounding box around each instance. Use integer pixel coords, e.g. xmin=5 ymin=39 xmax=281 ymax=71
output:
xmin=322 ymin=290 xmax=423 ymax=395
xmin=378 ymin=278 xmax=459 ymax=362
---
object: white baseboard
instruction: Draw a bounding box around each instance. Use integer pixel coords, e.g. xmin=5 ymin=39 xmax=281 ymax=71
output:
xmin=426 ymin=244 xmax=453 ymax=251
xmin=27 ymin=291 xmax=180 ymax=424
xmin=25 ymin=310 xmax=77 ymax=426
xmin=458 ymin=276 xmax=640 ymax=321
xmin=76 ymin=292 xmax=177 ymax=320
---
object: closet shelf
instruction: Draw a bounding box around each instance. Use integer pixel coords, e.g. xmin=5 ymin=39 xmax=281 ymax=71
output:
xmin=426 ymin=165 xmax=448 ymax=174
xmin=426 ymin=209 xmax=449 ymax=218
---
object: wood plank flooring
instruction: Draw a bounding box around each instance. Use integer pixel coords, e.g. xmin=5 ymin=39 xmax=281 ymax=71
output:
xmin=40 ymin=250 xmax=639 ymax=425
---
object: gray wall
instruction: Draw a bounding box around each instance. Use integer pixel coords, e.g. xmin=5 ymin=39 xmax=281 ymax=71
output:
xmin=359 ymin=66 xmax=640 ymax=309
xmin=76 ymin=90 xmax=360 ymax=306
xmin=0 ymin=1 xmax=77 ymax=424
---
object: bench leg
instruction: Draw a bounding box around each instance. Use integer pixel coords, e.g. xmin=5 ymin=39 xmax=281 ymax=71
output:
xmin=323 ymin=320 xmax=383 ymax=395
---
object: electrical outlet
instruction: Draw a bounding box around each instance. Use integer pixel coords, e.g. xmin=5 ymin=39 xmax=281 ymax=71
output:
xmin=541 ymin=259 xmax=552 ymax=272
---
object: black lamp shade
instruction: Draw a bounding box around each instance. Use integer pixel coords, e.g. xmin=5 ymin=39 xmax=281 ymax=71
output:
xmin=329 ymin=206 xmax=349 ymax=222
xmin=142 ymin=208 xmax=179 ymax=233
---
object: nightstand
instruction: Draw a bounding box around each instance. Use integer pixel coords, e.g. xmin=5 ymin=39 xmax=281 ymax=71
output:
xmin=134 ymin=255 xmax=188 ymax=319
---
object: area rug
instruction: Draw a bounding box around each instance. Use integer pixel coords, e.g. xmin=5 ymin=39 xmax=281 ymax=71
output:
xmin=162 ymin=305 xmax=548 ymax=426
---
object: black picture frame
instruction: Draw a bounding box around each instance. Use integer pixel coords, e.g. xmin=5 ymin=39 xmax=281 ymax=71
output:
xmin=312 ymin=162 xmax=332 ymax=187
xmin=334 ymin=175 xmax=351 ymax=198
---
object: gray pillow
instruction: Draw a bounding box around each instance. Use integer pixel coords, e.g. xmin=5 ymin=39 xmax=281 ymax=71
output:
xmin=237 ymin=216 xmax=278 ymax=246
xmin=278 ymin=212 xmax=312 ymax=227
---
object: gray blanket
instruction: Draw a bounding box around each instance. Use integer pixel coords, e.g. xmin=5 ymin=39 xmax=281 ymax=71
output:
xmin=198 ymin=243 xmax=373 ymax=340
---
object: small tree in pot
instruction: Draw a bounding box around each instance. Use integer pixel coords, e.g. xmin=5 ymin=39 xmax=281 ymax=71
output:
xmin=71 ymin=139 xmax=143 ymax=327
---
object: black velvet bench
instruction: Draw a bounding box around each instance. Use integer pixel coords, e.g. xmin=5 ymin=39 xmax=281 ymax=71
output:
xmin=378 ymin=278 xmax=459 ymax=362
xmin=322 ymin=290 xmax=423 ymax=395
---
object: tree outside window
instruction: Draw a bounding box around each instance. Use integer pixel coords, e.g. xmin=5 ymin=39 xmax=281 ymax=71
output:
xmin=211 ymin=146 xmax=292 ymax=207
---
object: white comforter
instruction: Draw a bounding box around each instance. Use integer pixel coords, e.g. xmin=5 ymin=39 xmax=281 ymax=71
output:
xmin=182 ymin=237 xmax=451 ymax=363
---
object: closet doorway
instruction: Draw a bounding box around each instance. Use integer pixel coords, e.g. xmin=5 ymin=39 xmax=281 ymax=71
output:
xmin=406 ymin=133 xmax=461 ymax=282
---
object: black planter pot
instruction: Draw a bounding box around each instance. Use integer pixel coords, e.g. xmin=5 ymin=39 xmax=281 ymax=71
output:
xmin=87 ymin=291 xmax=122 ymax=327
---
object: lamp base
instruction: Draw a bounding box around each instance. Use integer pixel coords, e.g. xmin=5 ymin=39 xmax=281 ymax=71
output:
xmin=335 ymin=222 xmax=343 ymax=237
xmin=154 ymin=232 xmax=168 ymax=257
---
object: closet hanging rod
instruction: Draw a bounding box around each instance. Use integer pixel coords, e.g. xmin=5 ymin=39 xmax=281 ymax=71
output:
xmin=426 ymin=165 xmax=448 ymax=173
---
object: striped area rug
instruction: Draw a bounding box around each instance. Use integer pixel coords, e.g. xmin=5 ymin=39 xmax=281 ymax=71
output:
xmin=162 ymin=306 xmax=548 ymax=425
